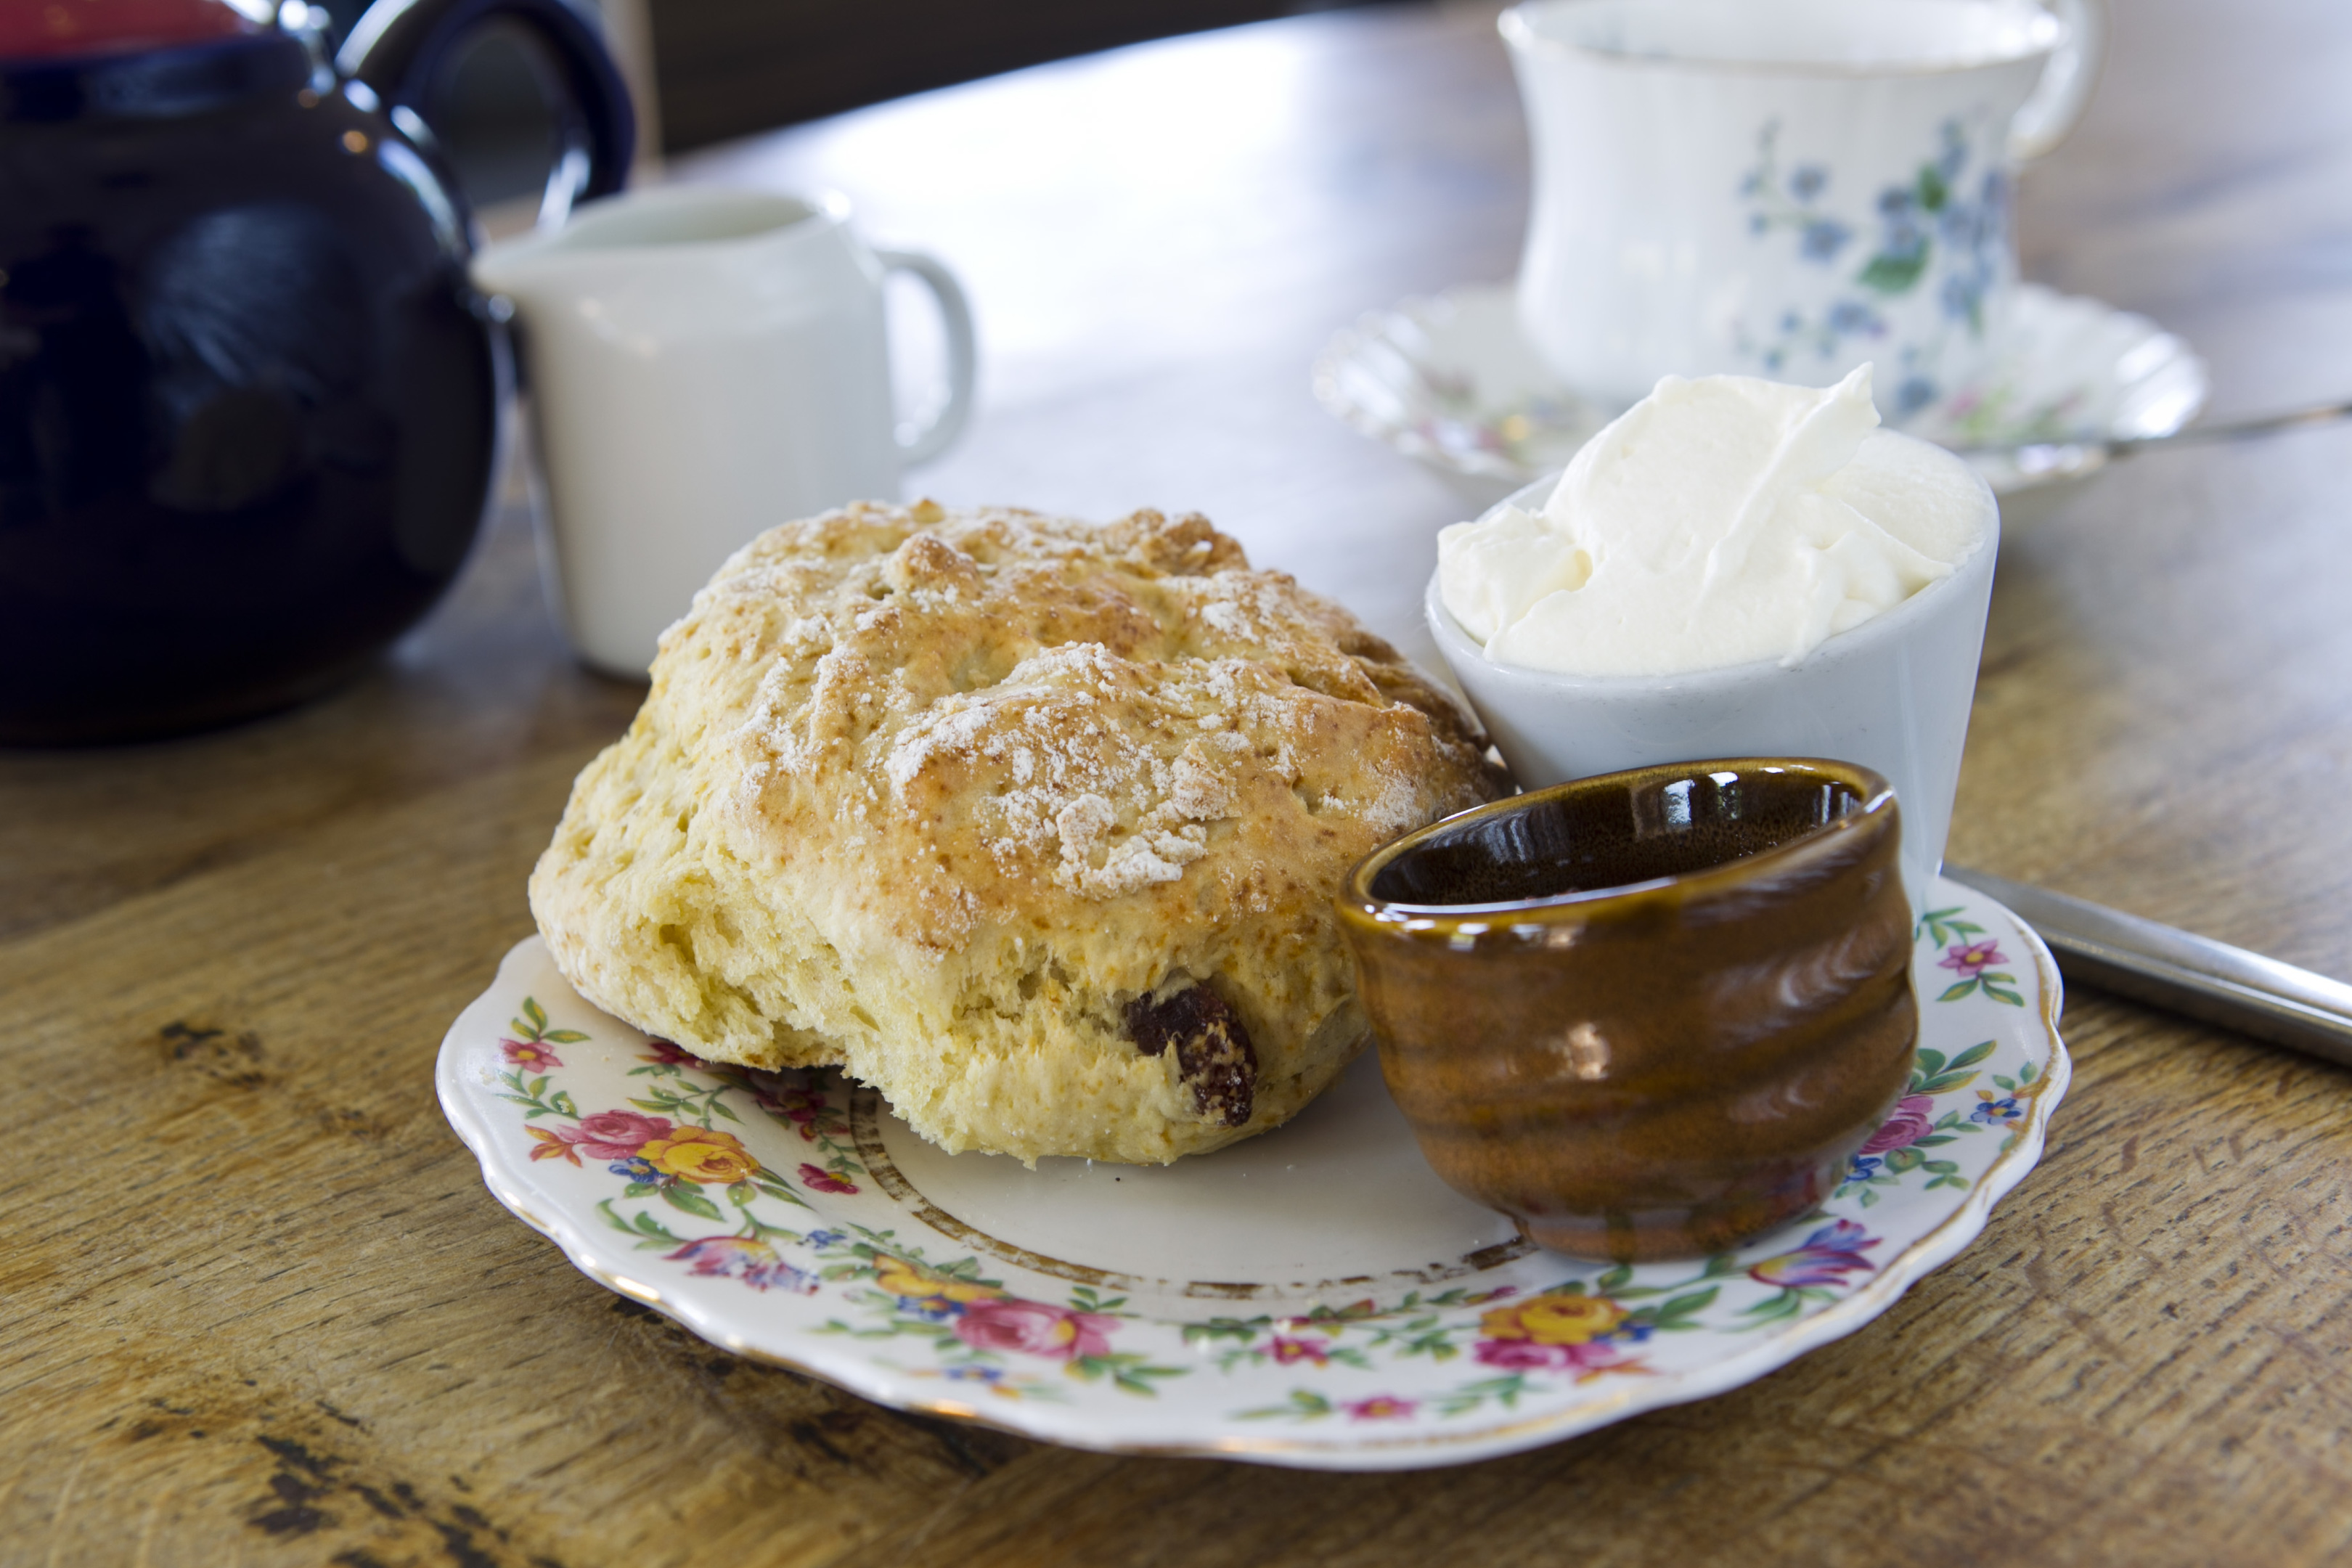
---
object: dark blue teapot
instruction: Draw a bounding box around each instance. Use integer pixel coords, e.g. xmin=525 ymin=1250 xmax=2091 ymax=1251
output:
xmin=0 ymin=0 xmax=632 ymax=742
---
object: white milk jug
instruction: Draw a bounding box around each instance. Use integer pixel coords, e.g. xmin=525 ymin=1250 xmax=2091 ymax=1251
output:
xmin=473 ymin=186 xmax=976 ymax=674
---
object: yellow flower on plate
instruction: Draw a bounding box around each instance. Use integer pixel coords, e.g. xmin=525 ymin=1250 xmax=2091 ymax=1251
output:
xmin=875 ymin=1262 xmax=1001 ymax=1307
xmin=640 ymin=1126 xmax=762 ymax=1185
xmin=1479 ymin=1291 xmax=1627 ymax=1346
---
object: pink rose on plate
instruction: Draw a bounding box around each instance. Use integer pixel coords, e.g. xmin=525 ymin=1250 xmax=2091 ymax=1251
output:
xmin=1939 ymin=940 xmax=2006 ymax=979
xmin=567 ymin=1110 xmax=673 ymax=1160
xmin=1858 ymin=1094 xmax=1936 ymax=1156
xmin=1471 ymin=1336 xmax=1630 ymax=1373
xmin=1470 ymin=1337 xmax=1561 ymax=1371
xmin=799 ymin=1162 xmax=859 ymax=1195
xmin=501 ymin=1038 xmax=563 ymax=1072
xmin=952 ymin=1297 xmax=1118 ymax=1360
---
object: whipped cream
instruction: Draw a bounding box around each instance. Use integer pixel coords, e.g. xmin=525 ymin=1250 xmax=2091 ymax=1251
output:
xmin=1438 ymin=366 xmax=1992 ymax=677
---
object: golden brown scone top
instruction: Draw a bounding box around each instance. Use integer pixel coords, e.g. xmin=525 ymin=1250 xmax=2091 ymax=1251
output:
xmin=683 ymin=501 xmax=1500 ymax=958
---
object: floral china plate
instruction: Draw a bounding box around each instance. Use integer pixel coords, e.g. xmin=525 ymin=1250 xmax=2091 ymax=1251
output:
xmin=1312 ymin=282 xmax=2208 ymax=511
xmin=437 ymin=879 xmax=2068 ymax=1471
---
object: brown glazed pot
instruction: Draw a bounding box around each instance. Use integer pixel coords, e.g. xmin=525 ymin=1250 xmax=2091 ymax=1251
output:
xmin=1337 ymin=759 xmax=1916 ymax=1262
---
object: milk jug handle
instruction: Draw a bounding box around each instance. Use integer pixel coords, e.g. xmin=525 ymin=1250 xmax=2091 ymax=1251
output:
xmin=338 ymin=0 xmax=635 ymax=226
xmin=2009 ymin=0 xmax=2105 ymax=162
xmin=876 ymin=248 xmax=978 ymax=469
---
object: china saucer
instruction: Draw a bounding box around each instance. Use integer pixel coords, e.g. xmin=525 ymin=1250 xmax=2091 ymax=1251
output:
xmin=438 ymin=879 xmax=2067 ymax=1471
xmin=1313 ymin=282 xmax=2208 ymax=510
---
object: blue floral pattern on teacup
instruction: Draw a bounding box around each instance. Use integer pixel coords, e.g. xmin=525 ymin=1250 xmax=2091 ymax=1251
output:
xmin=1736 ymin=118 xmax=2012 ymax=416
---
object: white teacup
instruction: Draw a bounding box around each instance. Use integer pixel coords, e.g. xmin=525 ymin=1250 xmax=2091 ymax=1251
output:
xmin=1426 ymin=476 xmax=1998 ymax=905
xmin=472 ymin=187 xmax=976 ymax=675
xmin=1503 ymin=0 xmax=2101 ymax=417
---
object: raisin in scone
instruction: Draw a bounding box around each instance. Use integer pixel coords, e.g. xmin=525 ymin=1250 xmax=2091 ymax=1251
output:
xmin=530 ymin=501 xmax=1504 ymax=1164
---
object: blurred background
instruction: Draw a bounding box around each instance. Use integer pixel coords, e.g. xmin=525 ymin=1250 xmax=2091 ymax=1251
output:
xmin=312 ymin=0 xmax=1373 ymax=213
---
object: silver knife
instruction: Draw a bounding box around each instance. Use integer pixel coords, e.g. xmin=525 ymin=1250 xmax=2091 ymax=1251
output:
xmin=1944 ymin=864 xmax=2352 ymax=1070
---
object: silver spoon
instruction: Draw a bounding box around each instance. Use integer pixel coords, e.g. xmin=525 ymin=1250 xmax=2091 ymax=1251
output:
xmin=1945 ymin=865 xmax=2352 ymax=1070
xmin=1969 ymin=395 xmax=2352 ymax=483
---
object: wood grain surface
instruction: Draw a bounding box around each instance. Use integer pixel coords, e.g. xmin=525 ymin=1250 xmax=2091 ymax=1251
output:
xmin=9 ymin=2 xmax=2352 ymax=1563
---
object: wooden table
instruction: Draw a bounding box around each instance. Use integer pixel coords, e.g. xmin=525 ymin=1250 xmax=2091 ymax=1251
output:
xmin=10 ymin=2 xmax=2352 ymax=1561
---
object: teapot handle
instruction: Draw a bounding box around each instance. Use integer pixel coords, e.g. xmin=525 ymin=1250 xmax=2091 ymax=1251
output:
xmin=337 ymin=0 xmax=634 ymax=224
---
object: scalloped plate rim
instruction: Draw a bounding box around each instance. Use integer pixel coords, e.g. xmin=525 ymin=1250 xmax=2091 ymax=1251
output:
xmin=437 ymin=881 xmax=2070 ymax=1470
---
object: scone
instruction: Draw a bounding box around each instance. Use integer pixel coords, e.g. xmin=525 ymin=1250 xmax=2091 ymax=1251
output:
xmin=530 ymin=501 xmax=1504 ymax=1164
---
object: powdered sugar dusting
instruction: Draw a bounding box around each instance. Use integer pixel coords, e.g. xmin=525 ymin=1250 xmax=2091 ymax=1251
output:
xmin=1199 ymin=600 xmax=1248 ymax=637
xmin=863 ymin=641 xmax=1265 ymax=899
xmin=694 ymin=505 xmax=1495 ymax=923
xmin=1354 ymin=767 xmax=1426 ymax=838
xmin=886 ymin=703 xmax=997 ymax=793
